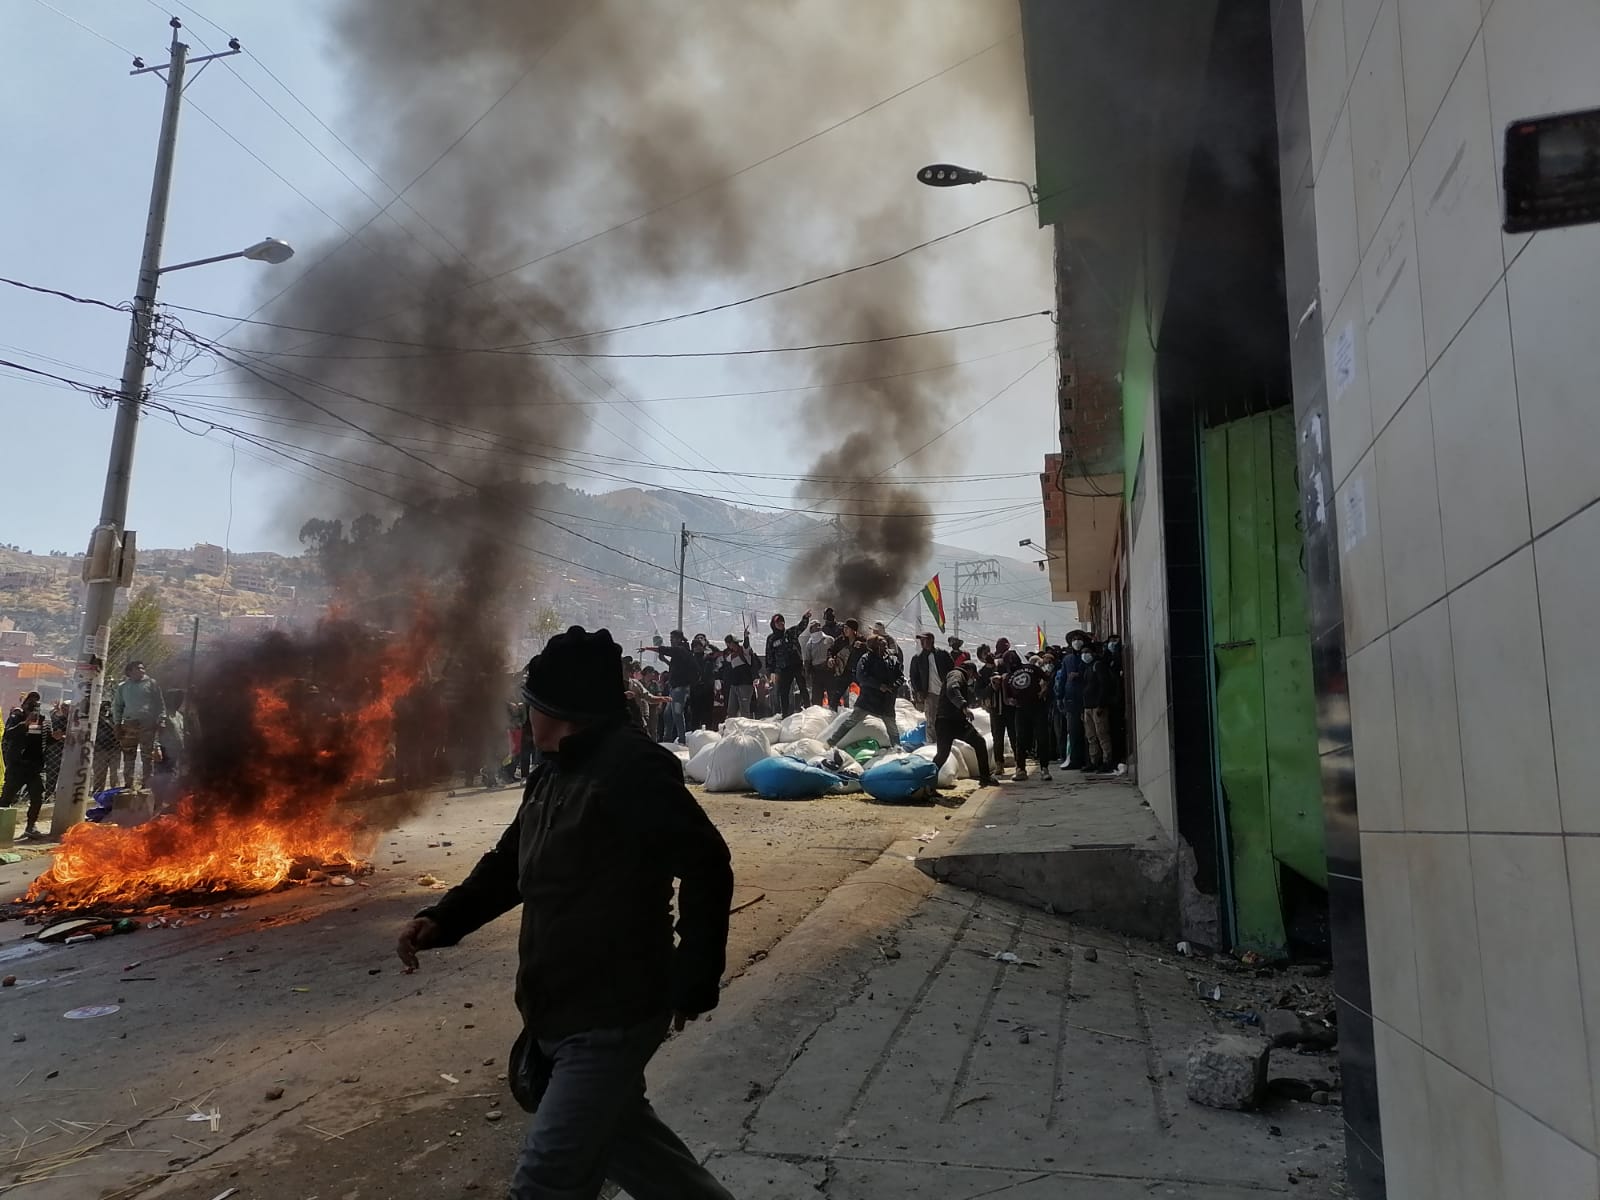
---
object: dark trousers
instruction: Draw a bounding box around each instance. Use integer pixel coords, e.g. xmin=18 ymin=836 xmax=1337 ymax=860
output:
xmin=1 ymin=761 xmax=46 ymax=826
xmin=510 ymin=1014 xmax=733 ymax=1200
xmin=808 ymin=665 xmax=837 ymax=710
xmin=775 ymin=665 xmax=808 ymax=716
xmin=990 ymin=706 xmax=1014 ymax=769
xmin=932 ymin=715 xmax=992 ymax=783
xmin=1016 ymin=704 xmax=1053 ymax=768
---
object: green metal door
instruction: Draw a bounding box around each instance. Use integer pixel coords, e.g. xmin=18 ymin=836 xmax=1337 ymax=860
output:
xmin=1202 ymin=409 xmax=1323 ymax=954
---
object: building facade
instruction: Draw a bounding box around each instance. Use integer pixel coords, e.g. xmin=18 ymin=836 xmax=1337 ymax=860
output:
xmin=1022 ymin=0 xmax=1600 ymax=1194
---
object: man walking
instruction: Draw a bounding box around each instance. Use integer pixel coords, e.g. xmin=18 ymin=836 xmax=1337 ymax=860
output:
xmin=112 ymin=660 xmax=165 ymax=790
xmin=764 ymin=610 xmax=811 ymax=717
xmin=930 ymin=660 xmax=996 ymax=787
xmin=824 ymin=635 xmax=903 ymax=750
xmin=397 ymin=626 xmax=735 ymax=1200
xmin=908 ymin=631 xmax=954 ymax=732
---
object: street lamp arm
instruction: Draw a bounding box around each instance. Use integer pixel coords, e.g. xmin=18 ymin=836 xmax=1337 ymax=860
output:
xmin=157 ymin=250 xmax=245 ymax=274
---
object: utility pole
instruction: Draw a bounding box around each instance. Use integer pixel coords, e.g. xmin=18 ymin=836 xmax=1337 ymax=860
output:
xmin=675 ymin=523 xmax=689 ymax=632
xmin=52 ymin=21 xmax=246 ymax=836
xmin=950 ymin=558 xmax=1001 ymax=640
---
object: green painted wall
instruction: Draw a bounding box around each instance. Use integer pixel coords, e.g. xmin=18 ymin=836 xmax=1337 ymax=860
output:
xmin=1202 ymin=409 xmax=1323 ymax=954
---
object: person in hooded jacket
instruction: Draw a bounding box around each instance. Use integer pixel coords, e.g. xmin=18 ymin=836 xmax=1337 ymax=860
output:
xmin=641 ymin=631 xmax=696 ymax=743
xmin=2 ymin=692 xmax=49 ymax=839
xmin=931 ymin=660 xmax=996 ymax=787
xmin=398 ymin=627 xmax=734 ymax=1200
xmin=1079 ymin=642 xmax=1122 ymax=774
xmin=989 ymin=638 xmax=1021 ymax=773
xmin=824 ymin=635 xmax=903 ymax=749
xmin=764 ymin=610 xmax=812 ymax=716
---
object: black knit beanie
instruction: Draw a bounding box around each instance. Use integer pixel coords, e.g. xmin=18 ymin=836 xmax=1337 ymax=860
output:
xmin=522 ymin=625 xmax=625 ymax=722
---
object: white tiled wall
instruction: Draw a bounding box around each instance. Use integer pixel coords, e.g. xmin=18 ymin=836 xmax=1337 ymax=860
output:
xmin=1127 ymin=383 xmax=1173 ymax=836
xmin=1303 ymin=0 xmax=1600 ymax=1189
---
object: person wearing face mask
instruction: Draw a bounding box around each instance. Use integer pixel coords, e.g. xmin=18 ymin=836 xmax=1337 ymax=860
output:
xmin=1055 ymin=634 xmax=1088 ymax=771
xmin=1103 ymin=633 xmax=1125 ymax=765
xmin=1079 ymin=643 xmax=1121 ymax=775
xmin=2 ymin=692 xmax=50 ymax=840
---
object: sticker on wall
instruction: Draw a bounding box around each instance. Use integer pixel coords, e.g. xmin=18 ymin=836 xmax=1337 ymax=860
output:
xmin=1332 ymin=322 xmax=1357 ymax=398
xmin=1341 ymin=478 xmax=1367 ymax=551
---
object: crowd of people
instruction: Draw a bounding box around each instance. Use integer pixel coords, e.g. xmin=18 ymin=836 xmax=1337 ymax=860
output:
xmin=506 ymin=607 xmax=1128 ymax=786
xmin=1 ymin=660 xmax=185 ymax=839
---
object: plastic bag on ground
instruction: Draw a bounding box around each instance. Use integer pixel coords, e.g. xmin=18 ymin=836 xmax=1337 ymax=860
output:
xmin=861 ymin=755 xmax=940 ymax=803
xmin=775 ymin=737 xmax=829 ymax=762
xmin=703 ymin=732 xmax=771 ymax=792
xmin=684 ymin=742 xmax=717 ymax=784
xmin=899 ymin=721 xmax=927 ymax=750
xmin=777 ymin=706 xmax=835 ymax=743
xmin=685 ymin=729 xmax=721 ymax=756
xmin=745 ymin=755 xmax=838 ymax=800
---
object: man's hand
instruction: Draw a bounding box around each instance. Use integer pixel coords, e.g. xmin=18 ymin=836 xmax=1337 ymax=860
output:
xmin=672 ymin=1010 xmax=700 ymax=1033
xmin=396 ymin=916 xmax=444 ymax=973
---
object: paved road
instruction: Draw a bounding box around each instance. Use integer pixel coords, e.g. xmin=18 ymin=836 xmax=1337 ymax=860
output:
xmin=0 ymin=783 xmax=956 ymax=1199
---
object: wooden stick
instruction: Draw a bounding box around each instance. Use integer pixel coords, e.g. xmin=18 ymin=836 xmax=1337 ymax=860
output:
xmin=729 ymin=891 xmax=766 ymax=914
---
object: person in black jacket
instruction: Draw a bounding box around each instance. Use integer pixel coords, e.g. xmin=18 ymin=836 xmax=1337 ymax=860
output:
xmin=1079 ymin=643 xmax=1123 ymax=774
xmin=2 ymin=692 xmax=49 ymax=840
xmin=641 ymin=630 xmax=696 ymax=743
xmin=908 ymin=632 xmax=955 ymax=731
xmin=931 ymin=661 xmax=996 ymax=787
xmin=824 ymin=636 xmax=903 ymax=749
xmin=764 ymin=610 xmax=811 ymax=717
xmin=397 ymin=627 xmax=735 ymax=1200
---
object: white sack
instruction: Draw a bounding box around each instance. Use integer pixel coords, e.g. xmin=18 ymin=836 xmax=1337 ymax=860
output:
xmin=684 ymin=742 xmax=717 ymax=784
xmin=685 ymin=729 xmax=721 ymax=756
xmin=720 ymin=717 xmax=777 ymax=745
xmin=969 ymin=708 xmax=993 ymax=740
xmin=775 ymin=737 xmax=829 ymax=762
xmin=703 ymin=732 xmax=771 ymax=792
xmin=821 ymin=709 xmax=891 ymax=750
xmin=912 ymin=744 xmax=961 ymax=788
xmin=777 ymin=705 xmax=835 ymax=743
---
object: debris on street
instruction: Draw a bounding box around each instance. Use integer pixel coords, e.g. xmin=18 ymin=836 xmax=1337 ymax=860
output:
xmin=1186 ymin=1033 xmax=1270 ymax=1111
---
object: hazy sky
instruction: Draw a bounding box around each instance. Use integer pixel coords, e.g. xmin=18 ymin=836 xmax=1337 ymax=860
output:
xmin=3 ymin=1 xmax=1057 ymax=590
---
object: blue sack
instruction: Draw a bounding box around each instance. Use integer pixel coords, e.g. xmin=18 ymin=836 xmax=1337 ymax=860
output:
xmin=899 ymin=721 xmax=927 ymax=750
xmin=860 ymin=756 xmax=940 ymax=803
xmin=744 ymin=755 xmax=839 ymax=800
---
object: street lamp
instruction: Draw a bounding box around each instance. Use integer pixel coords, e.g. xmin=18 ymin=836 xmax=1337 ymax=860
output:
xmin=1019 ymin=537 xmax=1060 ymax=572
xmin=917 ymin=163 xmax=1038 ymax=204
xmin=158 ymin=237 xmax=295 ymax=274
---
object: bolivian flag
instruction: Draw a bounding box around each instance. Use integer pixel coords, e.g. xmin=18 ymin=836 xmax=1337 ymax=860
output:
xmin=1036 ymin=624 xmax=1046 ymax=650
xmin=920 ymin=575 xmax=946 ymax=633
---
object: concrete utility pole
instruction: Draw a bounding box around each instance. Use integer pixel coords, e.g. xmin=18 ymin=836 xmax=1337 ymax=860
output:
xmin=53 ymin=20 xmax=255 ymax=835
xmin=675 ymin=524 xmax=689 ymax=633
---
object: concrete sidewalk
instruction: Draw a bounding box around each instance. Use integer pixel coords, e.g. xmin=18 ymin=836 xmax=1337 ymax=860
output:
xmin=651 ymin=840 xmax=1345 ymax=1198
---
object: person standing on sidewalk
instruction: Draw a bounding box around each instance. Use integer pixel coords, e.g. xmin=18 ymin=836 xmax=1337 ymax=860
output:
xmin=1 ymin=692 xmax=49 ymax=839
xmin=397 ymin=626 xmax=735 ymax=1200
xmin=908 ymin=631 xmax=954 ymax=734
xmin=1080 ymin=643 xmax=1121 ymax=774
xmin=931 ymin=660 xmax=996 ymax=787
xmin=989 ymin=638 xmax=1022 ymax=773
xmin=1002 ymin=655 xmax=1053 ymax=783
xmin=112 ymin=660 xmax=165 ymax=789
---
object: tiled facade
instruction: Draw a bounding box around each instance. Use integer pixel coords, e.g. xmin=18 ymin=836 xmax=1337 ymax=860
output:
xmin=1286 ymin=0 xmax=1600 ymax=1191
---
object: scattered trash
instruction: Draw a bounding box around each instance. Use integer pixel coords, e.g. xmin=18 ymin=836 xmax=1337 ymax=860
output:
xmin=1221 ymin=1010 xmax=1262 ymax=1027
xmin=914 ymin=829 xmax=940 ymax=843
xmin=122 ymin=962 xmax=142 ymax=972
xmin=1198 ymin=983 xmax=1223 ymax=1002
xmin=10 ymin=1033 xmax=23 ymax=1043
xmin=62 ymin=1005 xmax=120 ymax=1020
xmin=211 ymin=1188 xmax=240 ymax=1200
xmin=291 ymin=987 xmax=310 ymax=993
xmin=440 ymin=1073 xmax=460 ymax=1084
xmin=36 ymin=918 xmax=101 ymax=944
xmin=0 ymin=852 xmax=22 ymax=864
xmin=1082 ymin=948 xmax=1098 ymax=963
xmin=187 ymin=1108 xmax=223 ymax=1131
xmin=1018 ymin=1029 xmax=1031 ymax=1045
xmin=993 ymin=951 xmax=1021 ymax=964
xmin=63 ymin=933 xmax=96 ymax=946
xmin=265 ymin=1086 xmax=285 ymax=1101
xmin=417 ymin=873 xmax=449 ymax=890
xmin=328 ymin=875 xmax=356 ymax=887
xmin=1186 ymin=1033 xmax=1270 ymax=1110
xmin=1177 ymin=941 xmax=1194 ymax=956
xmin=1310 ymin=1090 xmax=1331 ymax=1105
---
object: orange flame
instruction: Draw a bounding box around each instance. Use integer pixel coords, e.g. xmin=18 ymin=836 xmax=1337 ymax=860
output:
xmin=27 ymin=617 xmax=433 ymax=911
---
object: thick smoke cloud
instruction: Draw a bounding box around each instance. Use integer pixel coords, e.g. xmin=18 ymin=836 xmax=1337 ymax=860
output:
xmin=238 ymin=1 xmax=1016 ymax=752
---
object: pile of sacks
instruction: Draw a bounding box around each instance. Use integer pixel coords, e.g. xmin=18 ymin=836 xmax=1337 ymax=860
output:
xmin=664 ymin=701 xmax=992 ymax=802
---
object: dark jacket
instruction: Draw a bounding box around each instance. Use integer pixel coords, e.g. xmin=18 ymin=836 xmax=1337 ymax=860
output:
xmin=1002 ymin=661 xmax=1047 ymax=708
xmin=720 ymin=643 xmax=758 ymax=687
xmin=853 ymin=651 xmax=902 ymax=718
xmin=650 ymin=642 xmax=698 ymax=689
xmin=1054 ymin=660 xmax=1083 ymax=709
xmin=908 ymin=648 xmax=955 ymax=698
xmin=765 ymin=624 xmax=805 ymax=673
xmin=1081 ymin=658 xmax=1122 ymax=709
xmin=418 ymin=718 xmax=733 ymax=1040
xmin=936 ymin=669 xmax=979 ymax=723
xmin=2 ymin=706 xmax=47 ymax=768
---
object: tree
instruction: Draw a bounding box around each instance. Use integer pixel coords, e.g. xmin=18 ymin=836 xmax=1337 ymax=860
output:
xmin=108 ymin=586 xmax=172 ymax=675
xmin=530 ymin=606 xmax=562 ymax=647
